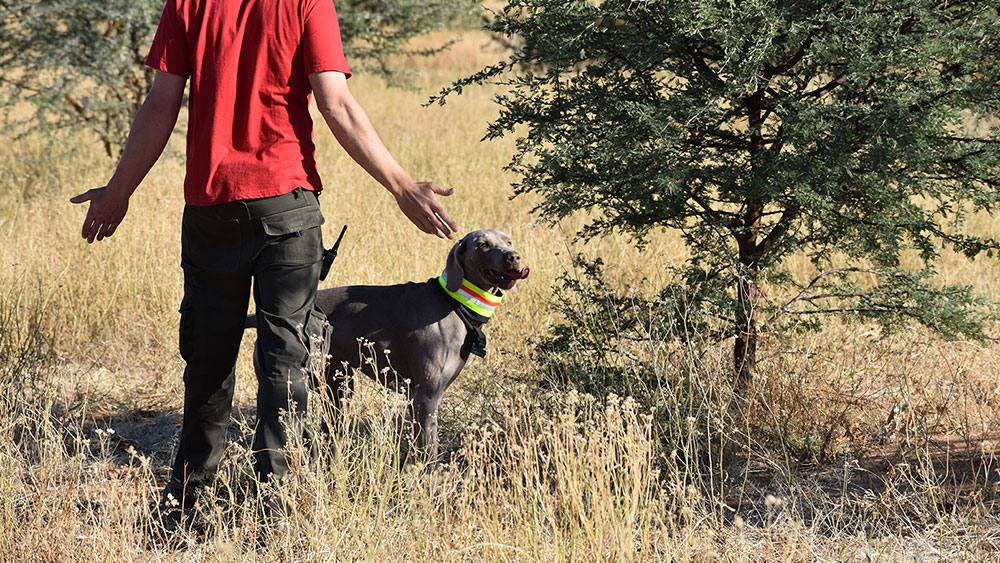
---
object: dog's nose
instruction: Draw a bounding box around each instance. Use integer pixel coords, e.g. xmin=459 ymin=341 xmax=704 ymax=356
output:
xmin=505 ymin=252 xmax=521 ymax=267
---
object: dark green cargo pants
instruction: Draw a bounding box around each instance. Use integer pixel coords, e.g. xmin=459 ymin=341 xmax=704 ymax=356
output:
xmin=172 ymin=187 xmax=326 ymax=496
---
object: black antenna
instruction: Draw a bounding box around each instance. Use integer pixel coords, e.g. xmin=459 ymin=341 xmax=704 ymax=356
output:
xmin=319 ymin=225 xmax=348 ymax=281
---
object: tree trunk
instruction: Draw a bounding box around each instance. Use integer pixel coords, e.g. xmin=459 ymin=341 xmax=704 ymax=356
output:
xmin=735 ymin=89 xmax=766 ymax=392
xmin=733 ymin=266 xmax=759 ymax=392
xmin=734 ymin=221 xmax=761 ymax=392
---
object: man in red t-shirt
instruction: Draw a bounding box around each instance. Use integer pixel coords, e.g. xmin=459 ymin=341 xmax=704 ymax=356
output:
xmin=71 ymin=0 xmax=458 ymax=515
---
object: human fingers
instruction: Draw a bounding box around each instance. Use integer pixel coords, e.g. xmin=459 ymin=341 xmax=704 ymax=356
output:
xmin=416 ymin=183 xmax=457 ymax=236
xmin=394 ymin=184 xmax=455 ymax=238
xmin=83 ymin=209 xmax=113 ymax=243
xmin=83 ymin=206 xmax=112 ymax=244
xmin=70 ymin=187 xmax=103 ymax=204
xmin=94 ymin=220 xmax=118 ymax=242
xmin=424 ymin=215 xmax=450 ymax=239
xmin=70 ymin=191 xmax=93 ymax=204
xmin=422 ymin=212 xmax=454 ymax=239
xmin=413 ymin=212 xmax=443 ymax=239
xmin=76 ymin=188 xmax=103 ymax=241
xmin=86 ymin=220 xmax=99 ymax=244
xmin=432 ymin=207 xmax=458 ymax=237
xmin=408 ymin=209 xmax=447 ymax=239
xmin=429 ymin=183 xmax=455 ymax=197
xmin=81 ymin=209 xmax=98 ymax=242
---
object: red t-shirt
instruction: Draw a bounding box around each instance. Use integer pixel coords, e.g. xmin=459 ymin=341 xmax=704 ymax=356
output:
xmin=145 ymin=0 xmax=351 ymax=206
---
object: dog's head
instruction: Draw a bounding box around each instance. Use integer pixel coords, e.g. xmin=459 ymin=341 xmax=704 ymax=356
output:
xmin=444 ymin=229 xmax=529 ymax=293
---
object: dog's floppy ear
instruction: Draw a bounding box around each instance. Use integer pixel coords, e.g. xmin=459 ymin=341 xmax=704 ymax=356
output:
xmin=444 ymin=235 xmax=467 ymax=292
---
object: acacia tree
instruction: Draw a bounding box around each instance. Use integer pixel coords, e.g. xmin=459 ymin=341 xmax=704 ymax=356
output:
xmin=438 ymin=0 xmax=1000 ymax=386
xmin=0 ymin=0 xmax=473 ymax=157
xmin=0 ymin=0 xmax=161 ymax=157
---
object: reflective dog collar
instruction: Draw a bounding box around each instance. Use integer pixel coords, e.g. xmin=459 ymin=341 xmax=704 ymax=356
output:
xmin=438 ymin=271 xmax=503 ymax=318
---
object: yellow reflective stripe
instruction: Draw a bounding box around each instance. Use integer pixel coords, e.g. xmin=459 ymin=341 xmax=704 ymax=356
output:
xmin=438 ymin=273 xmax=502 ymax=318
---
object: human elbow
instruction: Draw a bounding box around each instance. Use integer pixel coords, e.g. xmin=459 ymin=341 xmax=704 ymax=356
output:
xmin=316 ymin=97 xmax=354 ymax=128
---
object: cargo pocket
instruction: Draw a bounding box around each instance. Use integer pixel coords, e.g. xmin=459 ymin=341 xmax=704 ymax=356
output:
xmin=260 ymin=206 xmax=325 ymax=237
xmin=301 ymin=306 xmax=331 ymax=374
xmin=178 ymin=296 xmax=194 ymax=362
xmin=260 ymin=205 xmax=325 ymax=266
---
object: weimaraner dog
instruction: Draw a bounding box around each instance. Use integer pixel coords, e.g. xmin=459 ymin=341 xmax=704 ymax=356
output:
xmin=246 ymin=229 xmax=528 ymax=461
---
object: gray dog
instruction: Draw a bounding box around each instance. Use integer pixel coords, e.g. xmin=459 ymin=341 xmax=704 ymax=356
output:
xmin=246 ymin=229 xmax=528 ymax=461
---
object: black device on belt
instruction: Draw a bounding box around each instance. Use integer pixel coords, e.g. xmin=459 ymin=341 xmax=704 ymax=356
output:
xmin=319 ymin=225 xmax=348 ymax=281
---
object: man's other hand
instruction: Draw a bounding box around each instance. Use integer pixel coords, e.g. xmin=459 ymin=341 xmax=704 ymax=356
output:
xmin=70 ymin=187 xmax=130 ymax=243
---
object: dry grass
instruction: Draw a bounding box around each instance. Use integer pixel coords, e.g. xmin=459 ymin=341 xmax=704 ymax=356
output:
xmin=2 ymin=30 xmax=1000 ymax=561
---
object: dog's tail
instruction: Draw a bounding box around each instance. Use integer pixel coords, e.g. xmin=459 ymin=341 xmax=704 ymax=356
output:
xmin=244 ymin=314 xmax=257 ymax=330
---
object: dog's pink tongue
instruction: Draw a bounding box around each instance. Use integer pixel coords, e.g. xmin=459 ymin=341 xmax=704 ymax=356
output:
xmin=513 ymin=267 xmax=530 ymax=280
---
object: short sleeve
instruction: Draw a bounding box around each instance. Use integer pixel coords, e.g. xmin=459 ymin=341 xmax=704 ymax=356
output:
xmin=302 ymin=0 xmax=352 ymax=77
xmin=145 ymin=0 xmax=192 ymax=77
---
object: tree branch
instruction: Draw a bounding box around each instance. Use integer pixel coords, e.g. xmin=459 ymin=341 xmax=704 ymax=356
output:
xmin=758 ymin=204 xmax=800 ymax=256
xmin=685 ymin=40 xmax=726 ymax=88
xmin=801 ymin=73 xmax=847 ymax=98
xmin=784 ymin=307 xmax=900 ymax=316
xmin=935 ymin=135 xmax=1000 ymax=145
xmin=764 ymin=32 xmax=814 ymax=79
xmin=769 ymin=267 xmax=886 ymax=323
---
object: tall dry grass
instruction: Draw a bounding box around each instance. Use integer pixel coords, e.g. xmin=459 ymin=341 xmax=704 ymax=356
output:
xmin=2 ymin=30 xmax=1000 ymax=561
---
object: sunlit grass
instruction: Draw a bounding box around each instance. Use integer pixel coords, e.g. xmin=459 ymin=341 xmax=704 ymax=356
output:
xmin=1 ymin=30 xmax=1000 ymax=561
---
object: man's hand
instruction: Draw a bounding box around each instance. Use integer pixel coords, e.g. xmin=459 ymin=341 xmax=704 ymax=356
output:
xmin=391 ymin=181 xmax=458 ymax=239
xmin=70 ymin=187 xmax=130 ymax=243
xmin=69 ymin=70 xmax=184 ymax=245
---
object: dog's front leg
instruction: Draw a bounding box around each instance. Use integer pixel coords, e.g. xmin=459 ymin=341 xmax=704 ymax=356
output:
xmin=410 ymin=391 xmax=441 ymax=463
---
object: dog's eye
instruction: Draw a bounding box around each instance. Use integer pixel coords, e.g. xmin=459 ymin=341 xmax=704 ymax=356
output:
xmin=477 ymin=241 xmax=491 ymax=250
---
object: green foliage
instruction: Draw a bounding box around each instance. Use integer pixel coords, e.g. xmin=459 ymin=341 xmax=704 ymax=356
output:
xmin=0 ymin=0 xmax=161 ymax=157
xmin=0 ymin=0 xmax=475 ymax=157
xmin=337 ymin=0 xmax=477 ymax=85
xmin=439 ymin=0 xmax=1000 ymax=378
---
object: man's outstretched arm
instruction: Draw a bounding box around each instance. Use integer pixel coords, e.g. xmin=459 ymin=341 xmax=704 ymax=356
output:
xmin=71 ymin=70 xmax=187 ymax=243
xmin=308 ymin=71 xmax=458 ymax=239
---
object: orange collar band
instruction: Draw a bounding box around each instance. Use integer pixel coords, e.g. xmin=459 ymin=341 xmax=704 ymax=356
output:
xmin=438 ymin=272 xmax=503 ymax=318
